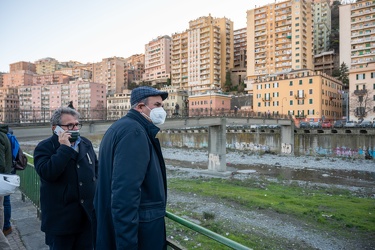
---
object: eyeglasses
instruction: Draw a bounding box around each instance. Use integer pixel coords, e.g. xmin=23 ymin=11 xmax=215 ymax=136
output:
xmin=58 ymin=123 xmax=82 ymax=130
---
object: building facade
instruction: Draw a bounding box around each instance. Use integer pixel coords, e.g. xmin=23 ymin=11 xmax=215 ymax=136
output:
xmin=231 ymin=27 xmax=247 ymax=89
xmin=171 ymin=14 xmax=234 ymax=95
xmin=253 ymin=69 xmax=344 ymax=123
xmin=92 ymin=57 xmax=126 ymax=95
xmin=312 ymin=0 xmax=331 ymax=55
xmin=143 ymin=36 xmax=171 ymax=85
xmin=188 ymin=92 xmax=232 ymax=117
xmin=0 ymin=87 xmax=19 ymax=123
xmin=246 ymin=0 xmax=314 ymax=90
xmin=106 ymin=90 xmax=132 ymax=120
xmin=10 ymin=61 xmax=36 ymax=73
xmin=34 ymin=57 xmax=59 ymax=75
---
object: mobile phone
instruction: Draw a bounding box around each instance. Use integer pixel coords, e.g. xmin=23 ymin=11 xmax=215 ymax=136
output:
xmin=54 ymin=125 xmax=65 ymax=135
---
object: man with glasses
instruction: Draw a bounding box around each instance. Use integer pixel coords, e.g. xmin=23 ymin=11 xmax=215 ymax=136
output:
xmin=34 ymin=107 xmax=98 ymax=250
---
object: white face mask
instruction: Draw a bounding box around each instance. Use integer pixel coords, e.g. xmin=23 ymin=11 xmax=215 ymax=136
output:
xmin=145 ymin=106 xmax=167 ymax=125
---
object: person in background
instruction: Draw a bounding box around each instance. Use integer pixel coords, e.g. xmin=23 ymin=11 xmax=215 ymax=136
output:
xmin=95 ymin=86 xmax=168 ymax=249
xmin=34 ymin=107 xmax=98 ymax=250
xmin=0 ymin=125 xmax=12 ymax=250
xmin=2 ymin=128 xmax=15 ymax=237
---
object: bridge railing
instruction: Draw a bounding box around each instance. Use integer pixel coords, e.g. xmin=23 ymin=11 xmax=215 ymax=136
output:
xmin=0 ymin=108 xmax=291 ymax=124
xmin=19 ymin=152 xmax=251 ymax=250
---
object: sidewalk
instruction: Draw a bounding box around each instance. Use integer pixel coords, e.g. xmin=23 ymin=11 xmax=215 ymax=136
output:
xmin=7 ymin=190 xmax=48 ymax=250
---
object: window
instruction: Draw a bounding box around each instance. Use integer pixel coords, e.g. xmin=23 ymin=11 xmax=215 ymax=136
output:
xmin=356 ymin=73 xmax=365 ymax=80
xmin=290 ymin=100 xmax=293 ymax=105
xmin=309 ymin=89 xmax=313 ymax=94
xmin=299 ymin=80 xmax=302 ymax=85
xmin=289 ymin=81 xmax=293 ymax=86
xmin=296 ymin=59 xmax=300 ymax=63
xmin=290 ymin=91 xmax=293 ymax=96
xmin=309 ymin=99 xmax=313 ymax=104
xmin=309 ymin=79 xmax=312 ymax=84
xmin=372 ymin=72 xmax=375 ymax=78
xmin=258 ymin=102 xmax=261 ymax=107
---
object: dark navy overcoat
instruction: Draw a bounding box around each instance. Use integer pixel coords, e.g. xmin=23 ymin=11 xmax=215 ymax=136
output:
xmin=94 ymin=109 xmax=167 ymax=250
xmin=34 ymin=134 xmax=98 ymax=236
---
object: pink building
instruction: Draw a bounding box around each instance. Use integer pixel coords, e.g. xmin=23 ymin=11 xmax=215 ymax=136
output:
xmin=188 ymin=92 xmax=231 ymax=116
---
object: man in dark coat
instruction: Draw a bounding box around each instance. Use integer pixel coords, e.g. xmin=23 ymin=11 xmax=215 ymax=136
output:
xmin=34 ymin=107 xmax=98 ymax=250
xmin=95 ymin=86 xmax=168 ymax=250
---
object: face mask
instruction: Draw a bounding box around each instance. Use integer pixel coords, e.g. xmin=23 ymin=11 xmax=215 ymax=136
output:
xmin=145 ymin=106 xmax=167 ymax=125
xmin=68 ymin=130 xmax=80 ymax=142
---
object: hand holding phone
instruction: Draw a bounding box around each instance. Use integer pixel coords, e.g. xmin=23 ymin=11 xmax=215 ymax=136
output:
xmin=54 ymin=125 xmax=65 ymax=136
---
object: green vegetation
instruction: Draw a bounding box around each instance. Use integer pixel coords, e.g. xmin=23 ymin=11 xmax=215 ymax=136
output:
xmin=167 ymin=177 xmax=374 ymax=249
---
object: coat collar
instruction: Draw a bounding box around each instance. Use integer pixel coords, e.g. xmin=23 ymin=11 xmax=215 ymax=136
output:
xmin=127 ymin=109 xmax=160 ymax=138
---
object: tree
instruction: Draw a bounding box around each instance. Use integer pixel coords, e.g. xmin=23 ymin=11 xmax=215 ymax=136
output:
xmin=224 ymin=71 xmax=232 ymax=92
xmin=337 ymin=62 xmax=349 ymax=87
xmin=350 ymin=89 xmax=373 ymax=121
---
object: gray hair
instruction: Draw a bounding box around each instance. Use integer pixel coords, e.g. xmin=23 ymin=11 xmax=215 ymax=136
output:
xmin=50 ymin=107 xmax=80 ymax=126
xmin=131 ymin=97 xmax=149 ymax=109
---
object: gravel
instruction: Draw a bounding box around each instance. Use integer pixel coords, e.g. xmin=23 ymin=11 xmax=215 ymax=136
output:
xmin=163 ymin=147 xmax=375 ymax=250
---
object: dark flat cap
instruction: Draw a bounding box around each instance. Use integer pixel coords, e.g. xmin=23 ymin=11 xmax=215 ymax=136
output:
xmin=130 ymin=86 xmax=168 ymax=106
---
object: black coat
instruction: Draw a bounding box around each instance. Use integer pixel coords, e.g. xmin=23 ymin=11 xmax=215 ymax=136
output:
xmin=34 ymin=134 xmax=98 ymax=236
xmin=94 ymin=109 xmax=167 ymax=249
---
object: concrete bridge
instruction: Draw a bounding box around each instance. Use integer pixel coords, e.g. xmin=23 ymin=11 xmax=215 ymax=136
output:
xmin=11 ymin=116 xmax=294 ymax=173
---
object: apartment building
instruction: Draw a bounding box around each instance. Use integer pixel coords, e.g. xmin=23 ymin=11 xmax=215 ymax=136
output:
xmin=231 ymin=27 xmax=247 ymax=88
xmin=2 ymin=71 xmax=35 ymax=87
xmin=125 ymin=54 xmax=145 ymax=85
xmin=160 ymin=86 xmax=188 ymax=116
xmin=188 ymin=92 xmax=231 ymax=117
xmin=18 ymin=80 xmax=106 ymax=123
xmin=339 ymin=0 xmax=375 ymax=121
xmin=106 ymin=89 xmax=132 ymax=120
xmin=9 ymin=61 xmax=36 ymax=73
xmin=171 ymin=14 xmax=234 ymax=94
xmin=33 ymin=72 xmax=70 ymax=85
xmin=143 ymin=36 xmax=171 ymax=85
xmin=312 ymin=0 xmax=331 ymax=55
xmin=92 ymin=56 xmax=126 ymax=95
xmin=35 ymin=57 xmax=59 ymax=75
xmin=348 ymin=62 xmax=375 ymax=121
xmin=0 ymin=87 xmax=19 ymax=123
xmin=246 ymin=0 xmax=314 ymax=91
xmin=253 ymin=69 xmax=343 ymax=122
xmin=340 ymin=0 xmax=375 ymax=69
xmin=314 ymin=50 xmax=338 ymax=76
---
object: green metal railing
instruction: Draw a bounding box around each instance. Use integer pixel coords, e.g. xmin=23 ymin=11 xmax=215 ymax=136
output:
xmin=19 ymin=152 xmax=251 ymax=250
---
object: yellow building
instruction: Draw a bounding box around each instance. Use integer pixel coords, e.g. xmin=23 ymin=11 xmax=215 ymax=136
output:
xmin=171 ymin=14 xmax=233 ymax=95
xmin=253 ymin=69 xmax=344 ymax=123
xmin=246 ymin=0 xmax=314 ymax=91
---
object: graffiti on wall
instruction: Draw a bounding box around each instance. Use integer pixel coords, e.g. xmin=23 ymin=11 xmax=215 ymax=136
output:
xmin=314 ymin=146 xmax=375 ymax=158
xmin=208 ymin=153 xmax=220 ymax=171
xmin=281 ymin=143 xmax=292 ymax=154
xmin=227 ymin=142 xmax=270 ymax=152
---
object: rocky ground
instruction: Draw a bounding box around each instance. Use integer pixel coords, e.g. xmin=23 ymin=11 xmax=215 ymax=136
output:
xmin=162 ymin=148 xmax=375 ymax=250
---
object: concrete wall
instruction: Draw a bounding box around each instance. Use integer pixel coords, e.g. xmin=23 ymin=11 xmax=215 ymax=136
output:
xmin=158 ymin=130 xmax=375 ymax=159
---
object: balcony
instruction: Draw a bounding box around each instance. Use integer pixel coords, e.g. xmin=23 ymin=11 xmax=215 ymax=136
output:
xmin=354 ymin=89 xmax=367 ymax=96
xmin=294 ymin=94 xmax=306 ymax=100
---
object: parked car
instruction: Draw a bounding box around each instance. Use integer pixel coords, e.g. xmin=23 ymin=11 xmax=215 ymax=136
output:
xmin=321 ymin=121 xmax=332 ymax=128
xmin=299 ymin=122 xmax=310 ymax=128
xmin=358 ymin=120 xmax=372 ymax=128
xmin=333 ymin=120 xmax=345 ymax=128
xmin=344 ymin=120 xmax=358 ymax=128
xmin=309 ymin=121 xmax=321 ymax=128
xmin=268 ymin=124 xmax=281 ymax=129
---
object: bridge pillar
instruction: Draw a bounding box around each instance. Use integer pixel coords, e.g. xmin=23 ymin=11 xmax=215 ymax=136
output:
xmin=208 ymin=118 xmax=226 ymax=172
xmin=280 ymin=124 xmax=294 ymax=155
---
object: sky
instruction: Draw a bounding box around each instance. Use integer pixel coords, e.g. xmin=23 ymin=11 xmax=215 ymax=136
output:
xmin=0 ymin=0 xmax=274 ymax=73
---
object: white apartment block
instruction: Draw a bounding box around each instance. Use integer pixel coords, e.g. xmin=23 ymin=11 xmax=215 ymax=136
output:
xmin=340 ymin=0 xmax=375 ymax=122
xmin=312 ymin=0 xmax=331 ymax=55
xmin=143 ymin=35 xmax=171 ymax=85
